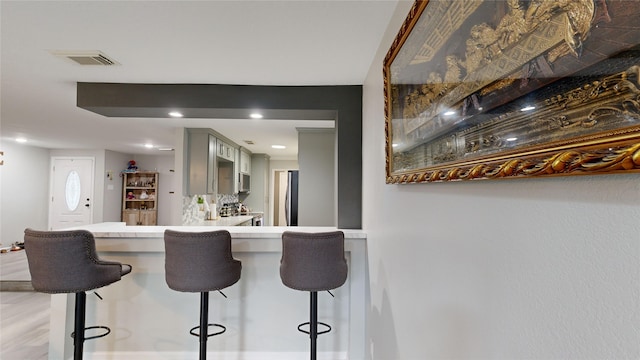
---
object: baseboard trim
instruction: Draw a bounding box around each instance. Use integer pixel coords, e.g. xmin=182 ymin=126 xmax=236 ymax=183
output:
xmin=0 ymin=280 xmax=34 ymax=292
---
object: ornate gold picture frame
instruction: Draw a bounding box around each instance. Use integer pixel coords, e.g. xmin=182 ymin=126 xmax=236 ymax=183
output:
xmin=384 ymin=0 xmax=640 ymax=183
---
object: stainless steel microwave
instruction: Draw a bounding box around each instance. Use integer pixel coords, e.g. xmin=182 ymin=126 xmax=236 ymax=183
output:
xmin=239 ymin=173 xmax=250 ymax=193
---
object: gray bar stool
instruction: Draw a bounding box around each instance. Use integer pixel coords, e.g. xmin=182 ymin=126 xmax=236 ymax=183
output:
xmin=23 ymin=228 xmax=132 ymax=360
xmin=164 ymin=229 xmax=241 ymax=360
xmin=280 ymin=231 xmax=348 ymax=360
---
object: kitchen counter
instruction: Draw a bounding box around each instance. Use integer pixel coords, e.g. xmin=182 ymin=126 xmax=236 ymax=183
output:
xmin=200 ymin=214 xmax=254 ymax=226
xmin=51 ymin=222 xmax=367 ymax=359
xmin=239 ymin=211 xmax=264 ymax=216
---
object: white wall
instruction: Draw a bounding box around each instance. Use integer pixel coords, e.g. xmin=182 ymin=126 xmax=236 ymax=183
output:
xmin=362 ymin=2 xmax=640 ymax=360
xmin=0 ymin=144 xmax=178 ymax=241
xmin=173 ymin=127 xmax=188 ymax=225
xmin=270 ymin=160 xmax=298 ymax=171
xmin=244 ymin=154 xmax=270 ymax=224
xmin=104 ymin=150 xmax=132 ymax=222
xmin=298 ymin=128 xmax=335 ymax=226
xmin=0 ymin=142 xmax=49 ymax=245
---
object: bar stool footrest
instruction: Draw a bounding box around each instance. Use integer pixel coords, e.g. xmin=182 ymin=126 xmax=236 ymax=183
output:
xmin=297 ymin=321 xmax=331 ymax=335
xmin=70 ymin=325 xmax=111 ymax=341
xmin=190 ymin=323 xmax=226 ymax=338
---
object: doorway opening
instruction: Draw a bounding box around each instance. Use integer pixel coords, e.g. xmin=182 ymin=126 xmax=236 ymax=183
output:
xmin=272 ymin=169 xmax=299 ymax=226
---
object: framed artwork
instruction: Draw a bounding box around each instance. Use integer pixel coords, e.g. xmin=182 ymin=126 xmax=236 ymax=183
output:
xmin=384 ymin=0 xmax=640 ymax=183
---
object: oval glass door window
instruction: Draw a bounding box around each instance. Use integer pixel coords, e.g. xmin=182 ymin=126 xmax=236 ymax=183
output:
xmin=65 ymin=170 xmax=81 ymax=211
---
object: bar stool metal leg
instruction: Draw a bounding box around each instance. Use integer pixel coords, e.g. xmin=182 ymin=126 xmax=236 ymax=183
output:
xmin=297 ymin=293 xmax=332 ymax=360
xmin=200 ymin=292 xmax=209 ymax=360
xmin=310 ymin=291 xmax=317 ymax=360
xmin=188 ymin=292 xmax=228 ymax=359
xmin=74 ymin=292 xmax=86 ymax=360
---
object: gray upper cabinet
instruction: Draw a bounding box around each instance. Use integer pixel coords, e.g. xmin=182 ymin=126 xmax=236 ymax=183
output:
xmin=187 ymin=128 xmax=243 ymax=196
xmin=186 ymin=130 xmax=217 ymax=195
xmin=216 ymin=140 xmax=237 ymax=195
xmin=240 ymin=149 xmax=251 ymax=175
xmin=234 ymin=148 xmax=240 ymax=194
xmin=217 ymin=140 xmax=235 ymax=162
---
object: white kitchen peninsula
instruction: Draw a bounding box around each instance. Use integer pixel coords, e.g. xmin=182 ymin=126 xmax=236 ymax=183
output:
xmin=50 ymin=223 xmax=367 ymax=360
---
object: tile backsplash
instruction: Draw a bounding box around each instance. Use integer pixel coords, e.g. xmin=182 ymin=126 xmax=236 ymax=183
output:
xmin=216 ymin=193 xmax=238 ymax=207
xmin=181 ymin=194 xmax=239 ymax=224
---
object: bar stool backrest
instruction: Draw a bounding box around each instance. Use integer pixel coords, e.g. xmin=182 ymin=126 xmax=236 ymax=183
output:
xmin=23 ymin=228 xmax=130 ymax=294
xmin=280 ymin=231 xmax=348 ymax=292
xmin=164 ymin=229 xmax=241 ymax=292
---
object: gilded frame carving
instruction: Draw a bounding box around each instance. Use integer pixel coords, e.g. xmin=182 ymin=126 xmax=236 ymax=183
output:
xmin=384 ymin=0 xmax=640 ymax=183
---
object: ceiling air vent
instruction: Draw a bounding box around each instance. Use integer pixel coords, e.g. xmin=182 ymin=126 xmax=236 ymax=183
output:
xmin=50 ymin=50 xmax=120 ymax=66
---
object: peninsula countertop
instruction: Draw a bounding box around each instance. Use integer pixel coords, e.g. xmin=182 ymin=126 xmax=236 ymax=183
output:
xmin=68 ymin=222 xmax=367 ymax=239
xmin=50 ymin=222 xmax=368 ymax=360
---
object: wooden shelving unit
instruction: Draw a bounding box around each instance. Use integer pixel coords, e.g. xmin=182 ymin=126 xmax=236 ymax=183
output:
xmin=122 ymin=171 xmax=158 ymax=225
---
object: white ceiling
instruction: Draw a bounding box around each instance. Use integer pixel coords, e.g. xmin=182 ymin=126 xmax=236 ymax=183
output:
xmin=0 ymin=0 xmax=399 ymax=160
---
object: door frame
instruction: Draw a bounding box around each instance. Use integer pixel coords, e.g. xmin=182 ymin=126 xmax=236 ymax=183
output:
xmin=49 ymin=156 xmax=95 ymax=229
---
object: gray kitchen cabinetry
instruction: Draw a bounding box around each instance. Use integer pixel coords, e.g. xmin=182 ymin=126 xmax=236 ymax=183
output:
xmin=217 ymin=140 xmax=235 ymax=162
xmin=186 ymin=130 xmax=217 ymax=195
xmin=217 ymin=141 xmax=236 ymax=195
xmin=240 ymin=148 xmax=251 ymax=175
xmin=186 ymin=128 xmax=243 ymax=196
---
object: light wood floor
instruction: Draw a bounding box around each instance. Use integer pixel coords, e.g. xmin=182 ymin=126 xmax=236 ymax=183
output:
xmin=0 ymin=250 xmax=50 ymax=360
xmin=0 ymin=292 xmax=50 ymax=359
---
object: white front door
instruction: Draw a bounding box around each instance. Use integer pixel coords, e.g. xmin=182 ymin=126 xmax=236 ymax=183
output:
xmin=50 ymin=157 xmax=94 ymax=230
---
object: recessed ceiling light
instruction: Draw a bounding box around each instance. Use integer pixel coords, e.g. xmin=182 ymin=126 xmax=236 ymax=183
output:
xmin=506 ymin=137 xmax=518 ymax=142
xmin=16 ymin=138 xmax=27 ymax=143
xmin=250 ymin=113 xmax=263 ymax=119
xmin=443 ymin=110 xmax=455 ymax=116
xmin=271 ymin=145 xmax=286 ymax=149
xmin=520 ymin=106 xmax=535 ymax=112
xmin=169 ymin=111 xmax=183 ymax=118
xmin=144 ymin=143 xmax=154 ymax=148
